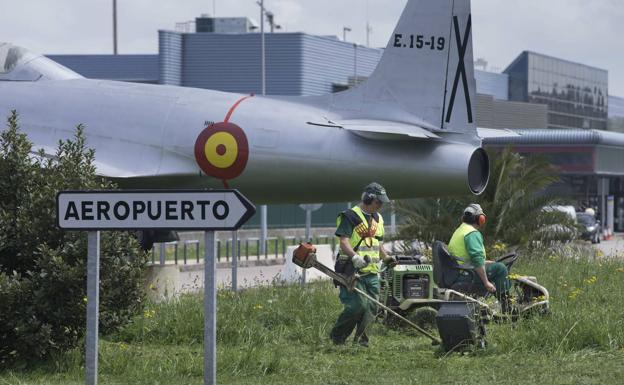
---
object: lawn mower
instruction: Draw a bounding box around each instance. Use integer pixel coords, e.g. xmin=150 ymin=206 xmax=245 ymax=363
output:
xmin=379 ymin=241 xmax=550 ymax=325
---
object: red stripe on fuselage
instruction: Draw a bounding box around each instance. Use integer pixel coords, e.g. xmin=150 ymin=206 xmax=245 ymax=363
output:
xmin=224 ymin=94 xmax=254 ymax=123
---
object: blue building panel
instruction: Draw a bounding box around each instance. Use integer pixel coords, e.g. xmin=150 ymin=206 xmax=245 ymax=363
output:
xmin=300 ymin=35 xmax=381 ymax=95
xmin=610 ymin=95 xmax=624 ymax=118
xmin=47 ymin=54 xmax=159 ymax=83
xmin=159 ymin=31 xmax=183 ymax=86
xmin=181 ymin=33 xmax=303 ymax=95
xmin=475 ymin=70 xmax=508 ymax=100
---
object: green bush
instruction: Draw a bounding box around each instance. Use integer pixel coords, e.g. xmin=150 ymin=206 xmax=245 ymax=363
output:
xmin=0 ymin=111 xmax=147 ymax=367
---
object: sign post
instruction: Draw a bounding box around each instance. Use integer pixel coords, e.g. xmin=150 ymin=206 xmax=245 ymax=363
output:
xmin=85 ymin=231 xmax=100 ymax=385
xmin=56 ymin=190 xmax=255 ymax=385
xmin=231 ymin=230 xmax=238 ymax=292
xmin=204 ymin=230 xmax=217 ymax=385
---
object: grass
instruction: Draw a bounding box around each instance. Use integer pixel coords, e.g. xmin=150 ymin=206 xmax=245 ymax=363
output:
xmin=3 ymin=244 xmax=624 ymax=385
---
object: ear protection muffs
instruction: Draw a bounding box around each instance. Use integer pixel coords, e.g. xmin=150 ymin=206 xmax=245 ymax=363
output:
xmin=476 ymin=213 xmax=487 ymax=226
xmin=362 ymin=192 xmax=376 ymax=205
xmin=464 ymin=204 xmax=487 ymax=226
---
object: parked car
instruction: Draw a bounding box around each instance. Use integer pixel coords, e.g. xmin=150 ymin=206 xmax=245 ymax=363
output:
xmin=576 ymin=212 xmax=601 ymax=244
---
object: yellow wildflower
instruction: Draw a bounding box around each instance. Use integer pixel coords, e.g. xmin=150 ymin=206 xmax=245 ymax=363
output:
xmin=508 ymin=274 xmax=521 ymax=280
xmin=617 ymin=267 xmax=624 ymax=273
xmin=583 ymin=276 xmax=597 ymax=285
xmin=143 ymin=309 xmax=156 ymax=318
xmin=493 ymin=242 xmax=507 ymax=251
xmin=569 ymin=288 xmax=582 ymax=300
xmin=253 ymin=304 xmax=263 ymax=310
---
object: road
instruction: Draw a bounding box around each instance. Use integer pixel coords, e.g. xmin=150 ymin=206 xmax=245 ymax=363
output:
xmin=595 ymin=233 xmax=624 ymax=259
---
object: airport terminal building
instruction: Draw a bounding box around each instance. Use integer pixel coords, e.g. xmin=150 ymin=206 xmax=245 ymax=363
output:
xmin=45 ymin=16 xmax=624 ymax=231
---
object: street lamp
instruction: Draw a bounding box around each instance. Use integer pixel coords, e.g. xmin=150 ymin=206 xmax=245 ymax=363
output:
xmin=343 ymin=26 xmax=351 ymax=42
xmin=256 ymin=0 xmax=268 ymax=253
xmin=266 ymin=11 xmax=282 ymax=33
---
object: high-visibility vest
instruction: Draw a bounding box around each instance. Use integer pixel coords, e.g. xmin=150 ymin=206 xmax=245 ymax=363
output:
xmin=448 ymin=222 xmax=485 ymax=264
xmin=336 ymin=206 xmax=385 ymax=274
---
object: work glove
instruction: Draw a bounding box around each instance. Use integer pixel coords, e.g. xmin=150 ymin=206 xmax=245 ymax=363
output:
xmin=351 ymin=254 xmax=367 ymax=269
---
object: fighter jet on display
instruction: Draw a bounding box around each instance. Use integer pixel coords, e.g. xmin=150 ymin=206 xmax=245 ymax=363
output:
xmin=0 ymin=0 xmax=508 ymax=204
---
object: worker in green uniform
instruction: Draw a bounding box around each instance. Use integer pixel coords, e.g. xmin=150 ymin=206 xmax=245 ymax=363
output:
xmin=448 ymin=204 xmax=512 ymax=310
xmin=330 ymin=182 xmax=395 ymax=347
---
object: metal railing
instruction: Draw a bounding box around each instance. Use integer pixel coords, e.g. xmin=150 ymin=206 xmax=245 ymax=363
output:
xmin=150 ymin=234 xmax=336 ymax=265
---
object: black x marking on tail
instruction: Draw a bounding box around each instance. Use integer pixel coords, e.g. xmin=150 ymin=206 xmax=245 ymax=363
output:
xmin=445 ymin=14 xmax=473 ymax=124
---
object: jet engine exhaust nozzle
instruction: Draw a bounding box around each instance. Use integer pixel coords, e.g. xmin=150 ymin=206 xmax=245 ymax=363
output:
xmin=468 ymin=148 xmax=489 ymax=195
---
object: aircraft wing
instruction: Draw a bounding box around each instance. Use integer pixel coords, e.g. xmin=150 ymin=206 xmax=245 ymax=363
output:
xmin=476 ymin=127 xmax=521 ymax=139
xmin=307 ymin=119 xmax=440 ymax=140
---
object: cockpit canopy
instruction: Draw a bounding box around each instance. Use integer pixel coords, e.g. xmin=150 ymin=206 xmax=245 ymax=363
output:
xmin=0 ymin=43 xmax=82 ymax=81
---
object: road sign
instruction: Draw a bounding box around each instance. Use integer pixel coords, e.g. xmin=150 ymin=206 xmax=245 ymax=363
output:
xmin=299 ymin=203 xmax=323 ymax=212
xmin=57 ymin=189 xmax=255 ymax=230
xmin=56 ymin=189 xmax=255 ymax=385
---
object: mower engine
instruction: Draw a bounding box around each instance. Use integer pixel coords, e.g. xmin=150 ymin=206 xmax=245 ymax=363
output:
xmin=380 ymin=256 xmax=438 ymax=311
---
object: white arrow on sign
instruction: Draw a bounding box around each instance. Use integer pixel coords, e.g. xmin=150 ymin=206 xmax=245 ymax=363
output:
xmin=56 ymin=189 xmax=255 ymax=230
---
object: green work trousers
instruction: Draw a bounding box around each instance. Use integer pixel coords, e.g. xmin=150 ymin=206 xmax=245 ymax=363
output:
xmin=457 ymin=261 xmax=511 ymax=295
xmin=330 ymin=274 xmax=380 ymax=345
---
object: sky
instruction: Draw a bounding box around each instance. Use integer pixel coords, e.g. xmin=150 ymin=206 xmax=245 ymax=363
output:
xmin=1 ymin=0 xmax=623 ymax=96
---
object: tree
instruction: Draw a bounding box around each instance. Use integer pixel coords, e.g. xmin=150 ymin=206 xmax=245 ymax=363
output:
xmin=0 ymin=111 xmax=147 ymax=367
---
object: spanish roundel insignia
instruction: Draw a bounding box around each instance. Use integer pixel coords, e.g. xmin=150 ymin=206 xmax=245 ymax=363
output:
xmin=194 ymin=121 xmax=249 ymax=186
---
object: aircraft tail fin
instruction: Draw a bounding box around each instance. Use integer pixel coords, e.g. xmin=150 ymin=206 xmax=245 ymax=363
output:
xmin=330 ymin=0 xmax=476 ymax=133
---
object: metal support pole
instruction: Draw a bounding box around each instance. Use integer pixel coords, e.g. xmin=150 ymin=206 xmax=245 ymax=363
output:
xmin=204 ymin=231 xmax=217 ymax=385
xmin=260 ymin=205 xmax=267 ymax=255
xmin=231 ymin=231 xmax=238 ymax=292
xmin=391 ymin=204 xmax=397 ymax=235
xmin=112 ymin=0 xmax=118 ymax=55
xmin=353 ymin=44 xmax=358 ymax=84
xmin=260 ymin=0 xmax=266 ymax=95
xmin=599 ymin=178 xmax=607 ymax=225
xmin=86 ymin=231 xmax=100 ymax=385
xmin=365 ymin=0 xmax=371 ymax=47
xmin=258 ymin=1 xmax=267 ymax=257
xmin=159 ymin=242 xmax=165 ymax=265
